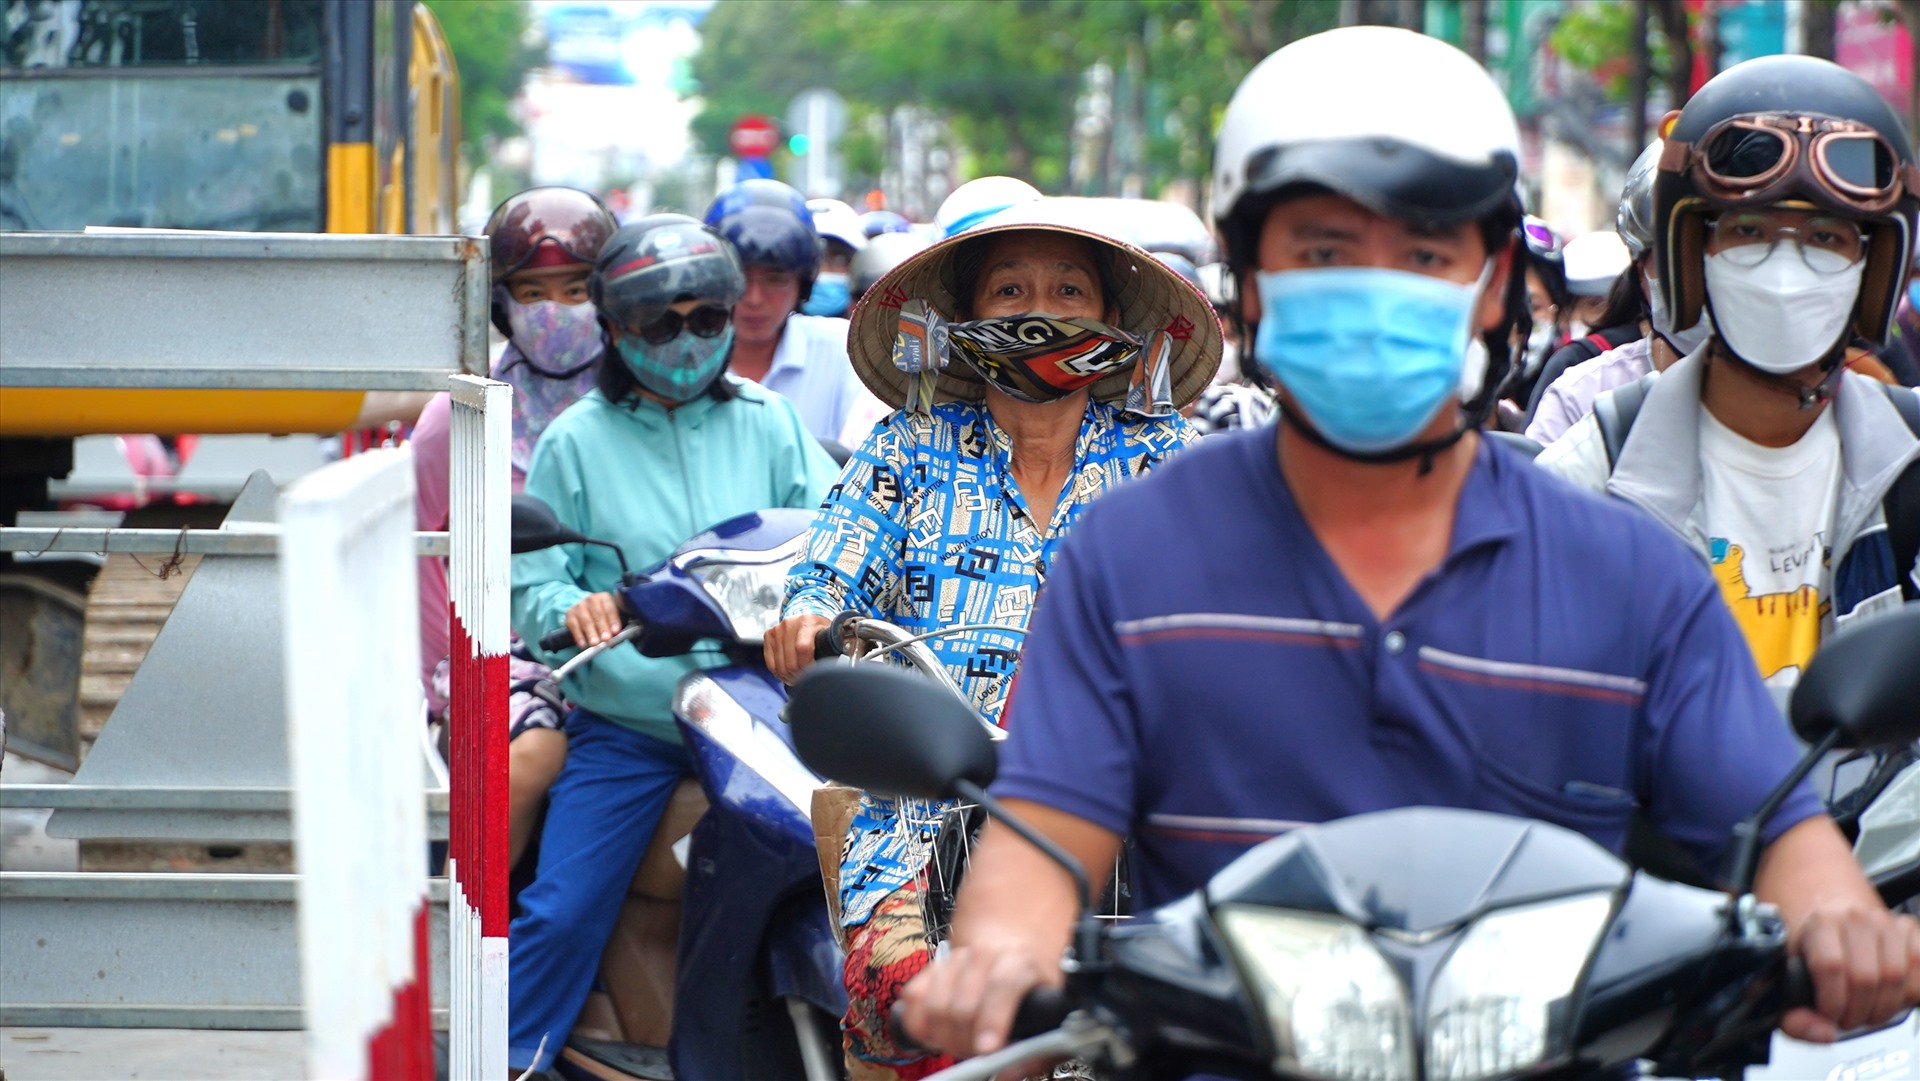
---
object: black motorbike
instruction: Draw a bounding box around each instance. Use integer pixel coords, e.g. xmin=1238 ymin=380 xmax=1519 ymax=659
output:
xmin=783 ymin=607 xmax=1920 ymax=1081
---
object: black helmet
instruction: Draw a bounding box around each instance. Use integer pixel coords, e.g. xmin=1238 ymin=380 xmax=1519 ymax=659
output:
xmin=704 ymin=179 xmax=821 ymax=300
xmin=589 ymin=215 xmax=745 ymax=333
xmin=1653 ymin=55 xmax=1920 ymax=347
xmin=484 ymin=186 xmax=618 ymax=334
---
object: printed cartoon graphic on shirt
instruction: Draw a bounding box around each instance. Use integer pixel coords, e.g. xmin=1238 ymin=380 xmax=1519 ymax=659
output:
xmin=1709 ymin=536 xmax=1830 ymax=689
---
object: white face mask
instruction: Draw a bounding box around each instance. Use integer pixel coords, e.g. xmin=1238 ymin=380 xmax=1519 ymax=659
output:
xmin=1644 ymin=270 xmax=1713 ymax=356
xmin=1703 ymin=248 xmax=1863 ymax=374
xmin=1523 ymin=322 xmax=1556 ymax=375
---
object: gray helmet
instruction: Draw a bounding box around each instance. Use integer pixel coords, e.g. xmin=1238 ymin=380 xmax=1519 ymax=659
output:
xmin=1615 ymin=140 xmax=1662 ymax=260
xmin=589 ymin=215 xmax=745 ymax=331
xmin=851 ymin=230 xmax=932 ymax=298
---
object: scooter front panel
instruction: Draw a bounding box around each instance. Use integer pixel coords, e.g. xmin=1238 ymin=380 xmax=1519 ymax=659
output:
xmin=677 ymin=667 xmax=821 ymax=849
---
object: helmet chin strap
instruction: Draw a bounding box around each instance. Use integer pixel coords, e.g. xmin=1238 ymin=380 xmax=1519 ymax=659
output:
xmin=1279 ymin=393 xmax=1493 ymax=477
xmin=1711 ymin=338 xmax=1847 ymax=410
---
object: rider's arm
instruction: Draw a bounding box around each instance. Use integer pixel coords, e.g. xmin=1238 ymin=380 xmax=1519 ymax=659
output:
xmin=1634 ymin=542 xmax=1918 ymax=1040
xmin=900 ymin=801 xmax=1122 ymax=1059
xmin=1754 ymin=816 xmax=1920 ymax=1042
xmin=762 ymin=387 xmax=842 ymax=509
xmin=1633 ymin=541 xmax=1828 ymax=867
xmin=768 ymin=418 xmax=915 ymax=679
xmin=781 ymin=416 xmax=912 ymax=621
xmin=510 ymin=429 xmax=594 ymax=658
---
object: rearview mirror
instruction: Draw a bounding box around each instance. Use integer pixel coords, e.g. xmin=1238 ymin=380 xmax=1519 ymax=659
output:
xmin=788 ymin=665 xmax=997 ymax=800
xmin=1791 ymin=606 xmax=1920 ymax=750
xmin=510 ymin=494 xmax=591 ymax=555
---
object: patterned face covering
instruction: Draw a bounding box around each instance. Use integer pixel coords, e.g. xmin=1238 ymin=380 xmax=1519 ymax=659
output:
xmin=891 ymin=299 xmax=1174 ymax=414
xmin=504 ymin=297 xmax=602 ymax=377
xmin=615 ymin=324 xmax=734 ymax=403
xmin=946 ymin=314 xmax=1140 ymax=402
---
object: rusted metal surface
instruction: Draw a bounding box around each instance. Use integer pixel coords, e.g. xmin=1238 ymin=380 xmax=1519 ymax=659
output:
xmin=77 ymin=554 xmax=200 ymax=748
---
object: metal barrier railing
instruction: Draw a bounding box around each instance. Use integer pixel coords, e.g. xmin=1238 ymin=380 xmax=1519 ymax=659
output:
xmin=279 ymin=447 xmax=432 ymax=1079
xmin=447 ymin=373 xmax=512 ymax=1078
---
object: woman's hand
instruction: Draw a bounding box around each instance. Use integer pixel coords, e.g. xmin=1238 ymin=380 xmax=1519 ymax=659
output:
xmin=765 ymin=613 xmax=834 ymax=684
xmin=563 ymin=592 xmax=625 ymax=648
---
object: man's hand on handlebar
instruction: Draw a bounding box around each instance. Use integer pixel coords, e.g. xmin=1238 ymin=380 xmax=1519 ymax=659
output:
xmin=897 ymin=939 xmax=1065 ymax=1067
xmin=563 ymin=592 xmax=625 ymax=648
xmin=765 ymin=613 xmax=834 ymax=684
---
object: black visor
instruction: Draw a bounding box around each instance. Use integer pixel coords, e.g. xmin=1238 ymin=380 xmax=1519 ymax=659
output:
xmin=1241 ymin=137 xmax=1519 ymax=227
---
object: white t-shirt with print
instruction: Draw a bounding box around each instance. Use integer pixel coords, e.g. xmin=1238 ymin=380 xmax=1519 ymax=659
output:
xmin=1695 ymin=403 xmax=1842 ymax=706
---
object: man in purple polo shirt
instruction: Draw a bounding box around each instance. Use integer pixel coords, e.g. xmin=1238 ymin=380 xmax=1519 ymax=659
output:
xmin=897 ymin=27 xmax=1920 ymax=1064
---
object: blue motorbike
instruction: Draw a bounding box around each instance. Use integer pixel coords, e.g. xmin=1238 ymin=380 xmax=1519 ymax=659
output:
xmin=512 ymin=497 xmax=846 ymax=1081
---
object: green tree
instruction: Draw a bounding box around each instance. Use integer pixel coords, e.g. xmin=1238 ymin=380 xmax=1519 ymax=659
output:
xmin=425 ymin=0 xmax=538 ymax=147
xmin=688 ymin=0 xmax=1080 ymax=187
xmin=685 ymin=0 xmax=1338 ymax=202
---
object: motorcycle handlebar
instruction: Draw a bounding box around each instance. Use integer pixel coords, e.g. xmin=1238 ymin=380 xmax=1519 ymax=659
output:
xmin=885 ymin=986 xmax=1072 ymax=1056
xmin=1782 ymin=957 xmax=1814 ymax=1012
xmin=539 ymin=626 xmax=576 ymax=652
xmin=814 ymin=610 xmax=863 ymax=660
xmin=812 ymin=628 xmax=841 ymax=660
xmin=1010 ymin=987 xmax=1072 ymax=1038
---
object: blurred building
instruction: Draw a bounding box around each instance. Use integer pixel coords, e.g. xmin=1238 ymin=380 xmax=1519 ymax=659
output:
xmin=522 ymin=1 xmax=708 ymax=205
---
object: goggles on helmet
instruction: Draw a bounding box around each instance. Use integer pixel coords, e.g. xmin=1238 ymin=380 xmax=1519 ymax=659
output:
xmin=1665 ymin=113 xmax=1919 ymax=215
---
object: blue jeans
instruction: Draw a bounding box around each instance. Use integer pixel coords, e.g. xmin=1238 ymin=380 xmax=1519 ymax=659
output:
xmin=508 ymin=709 xmax=690 ymax=1071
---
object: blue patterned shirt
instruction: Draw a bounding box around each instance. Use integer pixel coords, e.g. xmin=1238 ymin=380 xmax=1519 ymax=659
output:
xmin=784 ymin=397 xmax=1195 ymax=926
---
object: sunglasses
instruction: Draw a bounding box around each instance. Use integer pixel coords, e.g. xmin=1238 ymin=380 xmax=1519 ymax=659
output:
xmin=1675 ymin=114 xmax=1918 ymax=215
xmin=628 ymin=305 xmax=731 ymax=345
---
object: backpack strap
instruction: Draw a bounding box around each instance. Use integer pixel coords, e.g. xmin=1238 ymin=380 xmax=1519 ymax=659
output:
xmin=1592 ymin=372 xmax=1658 ymax=471
xmin=1585 ymin=331 xmax=1613 ymax=354
xmin=1878 ymin=382 xmax=1920 ymax=601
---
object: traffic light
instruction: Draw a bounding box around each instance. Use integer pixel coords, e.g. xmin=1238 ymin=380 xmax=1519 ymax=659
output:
xmin=788 ymin=133 xmax=811 ymax=156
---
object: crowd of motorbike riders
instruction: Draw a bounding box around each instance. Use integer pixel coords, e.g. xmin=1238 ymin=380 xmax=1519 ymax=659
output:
xmin=405 ymin=26 xmax=1920 ymax=1081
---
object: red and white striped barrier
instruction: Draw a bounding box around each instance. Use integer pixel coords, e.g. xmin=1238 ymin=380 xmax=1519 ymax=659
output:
xmin=280 ymin=447 xmax=432 ymax=1080
xmin=448 ymin=374 xmax=512 ymax=1078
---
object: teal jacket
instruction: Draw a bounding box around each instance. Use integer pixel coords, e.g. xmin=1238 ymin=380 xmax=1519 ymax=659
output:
xmin=511 ymin=378 xmax=840 ymax=743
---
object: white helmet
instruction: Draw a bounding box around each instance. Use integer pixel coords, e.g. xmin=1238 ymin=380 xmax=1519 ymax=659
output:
xmin=852 ymin=230 xmax=932 ymax=297
xmin=1212 ymin=26 xmax=1522 ymax=271
xmin=934 ymin=176 xmax=1043 ymax=238
xmin=1562 ymin=231 xmax=1632 ymax=297
xmin=806 ymin=197 xmax=868 ymax=253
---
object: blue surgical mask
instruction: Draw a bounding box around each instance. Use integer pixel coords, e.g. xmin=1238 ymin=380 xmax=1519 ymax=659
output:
xmin=616 ymin=325 xmax=734 ymax=403
xmin=801 ymin=272 xmax=851 ymax=317
xmin=1253 ymin=265 xmax=1485 ymax=453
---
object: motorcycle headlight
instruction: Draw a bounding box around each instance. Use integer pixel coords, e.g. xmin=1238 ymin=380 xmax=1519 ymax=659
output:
xmin=1215 ymin=905 xmax=1415 ymax=1081
xmin=685 ymin=559 xmax=791 ymax=641
xmin=1425 ymin=892 xmax=1614 ymax=1081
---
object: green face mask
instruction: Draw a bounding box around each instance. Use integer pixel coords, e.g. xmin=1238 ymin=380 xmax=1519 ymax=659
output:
xmin=615 ymin=325 xmax=734 ymax=402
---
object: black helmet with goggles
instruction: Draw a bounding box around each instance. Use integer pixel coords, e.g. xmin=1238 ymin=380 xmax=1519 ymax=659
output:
xmin=1653 ymin=55 xmax=1919 ymax=348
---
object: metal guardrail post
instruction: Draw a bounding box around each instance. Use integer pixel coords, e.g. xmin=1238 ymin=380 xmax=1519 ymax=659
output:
xmin=279 ymin=449 xmax=432 ymax=1079
xmin=447 ymin=374 xmax=511 ymax=1078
